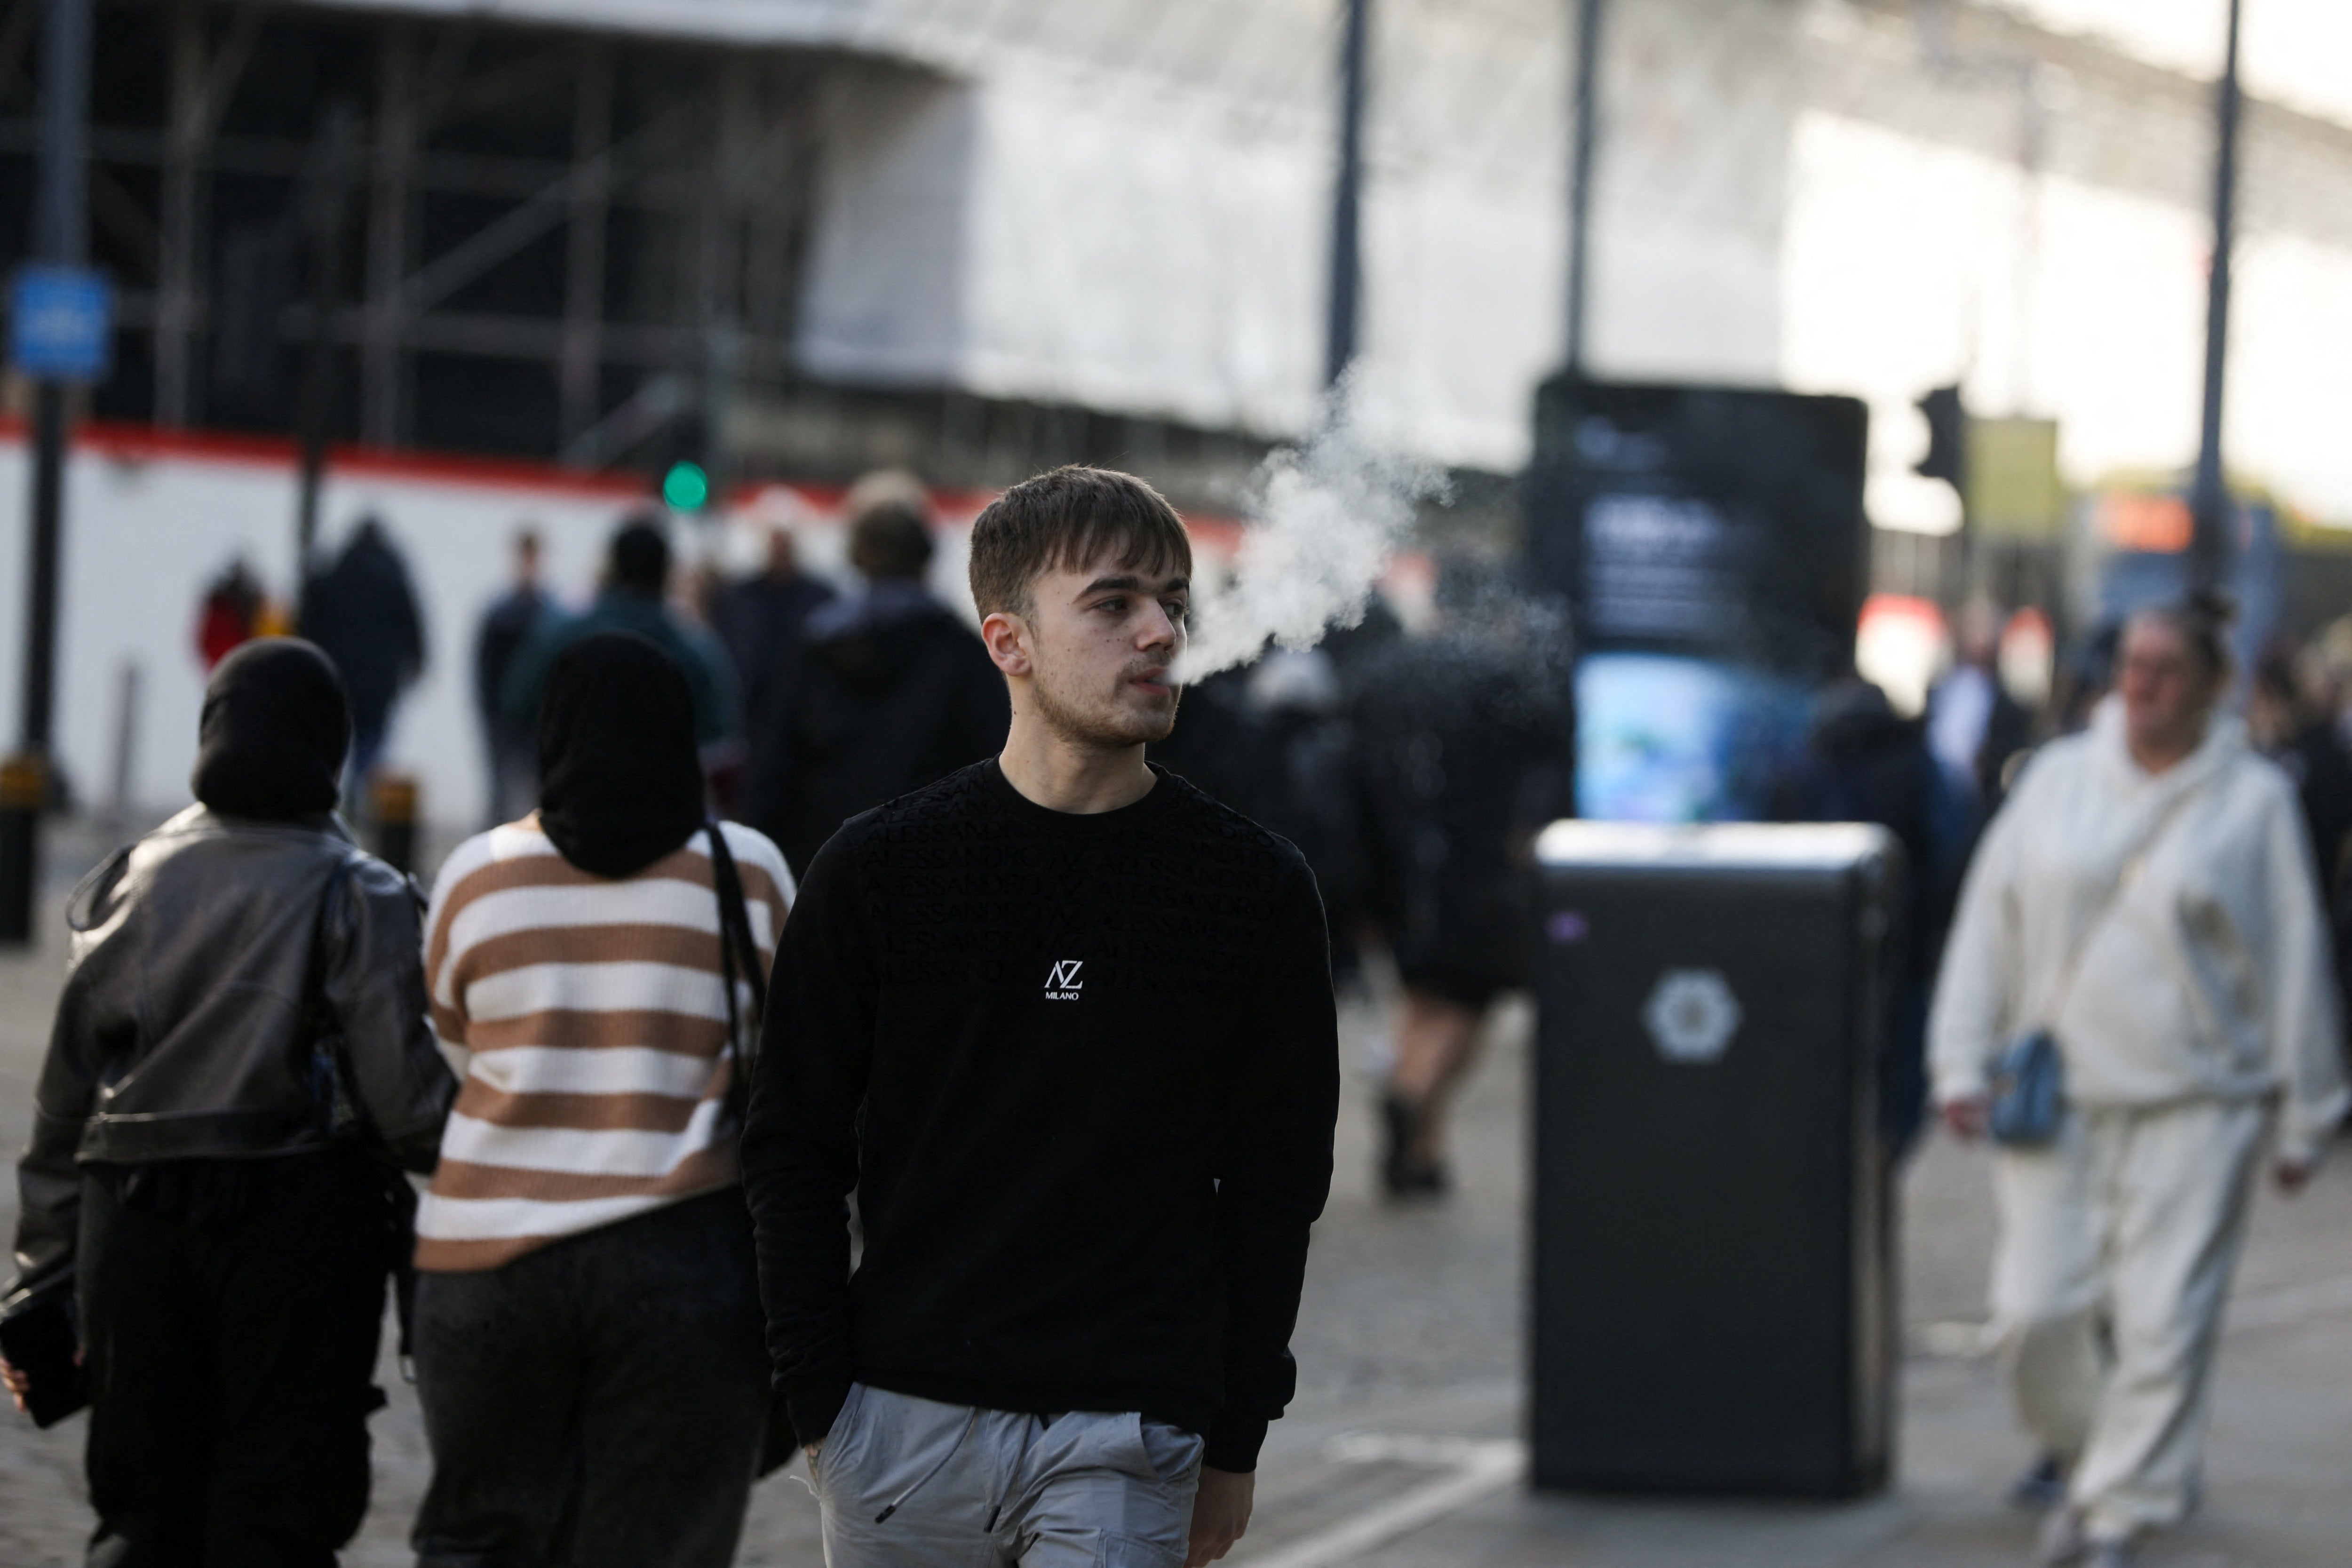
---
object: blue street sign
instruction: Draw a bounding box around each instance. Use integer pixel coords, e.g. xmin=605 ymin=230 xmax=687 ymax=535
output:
xmin=10 ymin=266 xmax=112 ymax=382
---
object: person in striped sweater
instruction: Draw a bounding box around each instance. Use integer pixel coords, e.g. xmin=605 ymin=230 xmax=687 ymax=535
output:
xmin=409 ymin=632 xmax=794 ymax=1568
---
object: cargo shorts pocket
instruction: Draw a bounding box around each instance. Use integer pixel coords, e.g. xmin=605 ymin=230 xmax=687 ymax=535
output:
xmin=1136 ymin=1418 xmax=1204 ymax=1489
xmin=1099 ymin=1531 xmax=1187 ymax=1568
xmin=807 ymin=1382 xmax=870 ymax=1493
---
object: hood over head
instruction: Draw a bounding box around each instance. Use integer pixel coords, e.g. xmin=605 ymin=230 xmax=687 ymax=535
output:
xmin=536 ymin=631 xmax=705 ymax=878
xmin=191 ymin=638 xmax=350 ymax=820
xmin=2089 ymin=690 xmax=2247 ymax=796
xmin=1809 ymin=677 xmax=1912 ymax=757
xmin=803 ymin=577 xmax=942 ymax=643
xmin=801 ymin=580 xmax=965 ymax=694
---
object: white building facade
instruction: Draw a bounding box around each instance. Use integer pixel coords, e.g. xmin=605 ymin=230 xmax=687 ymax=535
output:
xmin=293 ymin=0 xmax=2352 ymax=520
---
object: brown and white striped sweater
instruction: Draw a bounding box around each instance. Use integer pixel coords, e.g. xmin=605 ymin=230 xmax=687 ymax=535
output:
xmin=415 ymin=817 xmax=791 ymax=1272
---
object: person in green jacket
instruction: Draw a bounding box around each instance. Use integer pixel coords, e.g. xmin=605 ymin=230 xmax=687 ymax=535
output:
xmin=503 ymin=514 xmax=740 ymax=752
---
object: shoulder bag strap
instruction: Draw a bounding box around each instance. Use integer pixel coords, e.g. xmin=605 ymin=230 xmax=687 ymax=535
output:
xmin=701 ymin=822 xmax=801 ymax=1476
xmin=704 ymin=823 xmax=767 ymax=1127
xmin=2033 ymin=777 xmax=2212 ymax=1032
xmin=304 ymin=844 xmax=424 ymax=1371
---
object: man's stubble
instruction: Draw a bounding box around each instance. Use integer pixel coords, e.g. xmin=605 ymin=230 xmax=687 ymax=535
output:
xmin=1028 ymin=655 xmax=1182 ymax=751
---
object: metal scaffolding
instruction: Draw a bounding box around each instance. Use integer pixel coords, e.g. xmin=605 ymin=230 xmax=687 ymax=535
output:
xmin=0 ymin=0 xmax=823 ymax=476
xmin=0 ymin=0 xmax=1501 ymax=519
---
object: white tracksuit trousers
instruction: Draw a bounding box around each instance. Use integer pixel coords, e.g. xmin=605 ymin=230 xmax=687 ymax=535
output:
xmin=1990 ymin=1097 xmax=2267 ymax=1543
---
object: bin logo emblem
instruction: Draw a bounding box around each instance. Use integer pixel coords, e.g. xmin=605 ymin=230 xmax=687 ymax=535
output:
xmin=1644 ymin=969 xmax=1740 ymax=1064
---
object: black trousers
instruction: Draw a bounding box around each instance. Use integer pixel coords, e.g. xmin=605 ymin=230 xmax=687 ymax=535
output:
xmin=79 ymin=1153 xmax=391 ymax=1568
xmin=409 ymin=1188 xmax=770 ymax=1568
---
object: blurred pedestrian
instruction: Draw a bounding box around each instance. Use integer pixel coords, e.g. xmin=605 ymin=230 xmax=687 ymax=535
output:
xmin=742 ymin=466 xmax=1337 ymax=1568
xmin=2 ymin=639 xmax=455 ymax=1567
xmin=2249 ymin=644 xmax=2352 ymax=1091
xmin=2050 ymin=621 xmax=2122 ymax=737
xmin=1772 ymin=675 xmax=1967 ymax=1160
xmin=1927 ymin=598 xmax=2034 ymax=813
xmin=711 ymin=519 xmax=836 ymax=727
xmin=300 ymin=516 xmax=428 ymax=791
xmin=1154 ymin=650 xmax=1371 ymax=984
xmin=473 ymin=528 xmax=550 ymax=828
xmin=1930 ymin=593 xmax=2348 ymax=1568
xmin=194 ymin=557 xmax=271 ymax=671
xmin=1318 ymin=593 xmax=1406 ymax=681
xmin=1353 ymin=569 xmax=1568 ymax=1198
xmin=2248 ymin=644 xmax=2352 ymax=906
xmin=745 ymin=473 xmax=1007 ymax=875
xmin=502 ymin=513 xmax=740 ymax=754
xmin=410 ymin=632 xmax=794 ymax=1568
xmin=2316 ymin=613 xmax=2352 ymax=747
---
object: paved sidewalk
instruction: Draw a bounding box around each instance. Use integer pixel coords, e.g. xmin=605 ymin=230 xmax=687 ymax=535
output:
xmin=1229 ymin=1002 xmax=2352 ymax=1568
xmin=3 ymin=858 xmax=2349 ymax=1566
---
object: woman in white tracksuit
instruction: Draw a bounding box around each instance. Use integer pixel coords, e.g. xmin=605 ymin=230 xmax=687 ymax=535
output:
xmin=1930 ymin=595 xmax=2349 ymax=1568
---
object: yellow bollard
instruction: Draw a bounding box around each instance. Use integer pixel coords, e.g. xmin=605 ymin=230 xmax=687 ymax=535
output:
xmin=0 ymin=751 xmax=47 ymax=944
xmin=370 ymin=770 xmax=419 ymax=875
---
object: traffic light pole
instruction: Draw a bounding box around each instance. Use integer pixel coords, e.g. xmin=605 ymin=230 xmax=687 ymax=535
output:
xmin=0 ymin=0 xmax=93 ymax=946
xmin=1564 ymin=0 xmax=1605 ymax=378
xmin=294 ymin=103 xmax=359 ymax=576
xmin=1914 ymin=384 xmax=1970 ymax=612
xmin=1324 ymin=0 xmax=1370 ymax=390
xmin=2187 ymin=0 xmax=2241 ymax=594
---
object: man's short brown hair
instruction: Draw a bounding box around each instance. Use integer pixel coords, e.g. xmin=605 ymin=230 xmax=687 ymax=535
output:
xmin=968 ymin=466 xmax=1192 ymax=619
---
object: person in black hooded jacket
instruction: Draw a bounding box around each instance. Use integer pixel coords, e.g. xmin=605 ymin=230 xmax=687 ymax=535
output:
xmin=3 ymin=637 xmax=455 ymax=1568
xmin=1769 ymin=674 xmax=1968 ymax=1159
xmin=745 ymin=480 xmax=1009 ymax=875
xmin=299 ymin=517 xmax=428 ymax=789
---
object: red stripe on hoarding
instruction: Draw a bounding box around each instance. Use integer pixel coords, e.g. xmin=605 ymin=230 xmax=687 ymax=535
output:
xmin=0 ymin=418 xmax=1248 ymax=535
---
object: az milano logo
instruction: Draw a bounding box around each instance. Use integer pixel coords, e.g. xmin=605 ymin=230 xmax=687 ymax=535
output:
xmin=1044 ymin=960 xmax=1085 ymax=1001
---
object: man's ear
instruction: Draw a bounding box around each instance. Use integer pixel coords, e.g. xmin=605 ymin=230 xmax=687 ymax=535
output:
xmin=981 ymin=610 xmax=1032 ymax=678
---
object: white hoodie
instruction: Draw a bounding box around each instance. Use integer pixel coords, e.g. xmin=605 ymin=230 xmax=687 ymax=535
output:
xmin=1929 ymin=697 xmax=2350 ymax=1163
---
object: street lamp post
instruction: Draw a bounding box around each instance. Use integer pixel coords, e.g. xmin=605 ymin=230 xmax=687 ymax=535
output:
xmin=2188 ymin=0 xmax=2243 ymax=593
xmin=0 ymin=0 xmax=95 ymax=945
xmin=1325 ymin=0 xmax=1370 ymax=390
xmin=1564 ymin=0 xmax=1605 ymax=378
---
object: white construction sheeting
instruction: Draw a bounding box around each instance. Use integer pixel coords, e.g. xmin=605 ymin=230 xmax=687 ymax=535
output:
xmin=0 ymin=433 xmax=984 ymax=831
xmin=0 ymin=437 xmax=647 ymax=829
xmin=140 ymin=1 xmax=2352 ymax=515
xmin=290 ymin=0 xmax=1613 ymax=471
xmin=284 ymin=0 xmax=927 ymax=53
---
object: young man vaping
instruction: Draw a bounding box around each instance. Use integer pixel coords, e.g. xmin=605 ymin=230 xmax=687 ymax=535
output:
xmin=741 ymin=466 xmax=1340 ymax=1567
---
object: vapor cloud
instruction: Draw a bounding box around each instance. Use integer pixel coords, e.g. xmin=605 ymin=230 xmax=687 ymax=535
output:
xmin=1176 ymin=379 xmax=1447 ymax=683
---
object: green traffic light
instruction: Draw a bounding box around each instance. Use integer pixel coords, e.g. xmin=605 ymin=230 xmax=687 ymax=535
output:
xmin=662 ymin=461 xmax=710 ymax=511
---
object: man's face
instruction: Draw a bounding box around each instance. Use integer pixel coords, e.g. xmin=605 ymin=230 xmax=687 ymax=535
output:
xmin=993 ymin=553 xmax=1189 ymax=748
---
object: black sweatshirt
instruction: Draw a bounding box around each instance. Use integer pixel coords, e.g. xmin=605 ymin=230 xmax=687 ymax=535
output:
xmin=740 ymin=759 xmax=1339 ymax=1472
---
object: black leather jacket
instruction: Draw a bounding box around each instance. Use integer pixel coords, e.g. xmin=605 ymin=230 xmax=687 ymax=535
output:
xmin=10 ymin=807 xmax=456 ymax=1292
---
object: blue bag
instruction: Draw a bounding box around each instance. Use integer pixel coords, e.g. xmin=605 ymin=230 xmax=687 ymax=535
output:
xmin=1987 ymin=1027 xmax=2065 ymax=1147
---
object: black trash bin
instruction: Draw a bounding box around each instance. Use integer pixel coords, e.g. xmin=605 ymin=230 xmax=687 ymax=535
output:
xmin=1530 ymin=820 xmax=1899 ymax=1498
